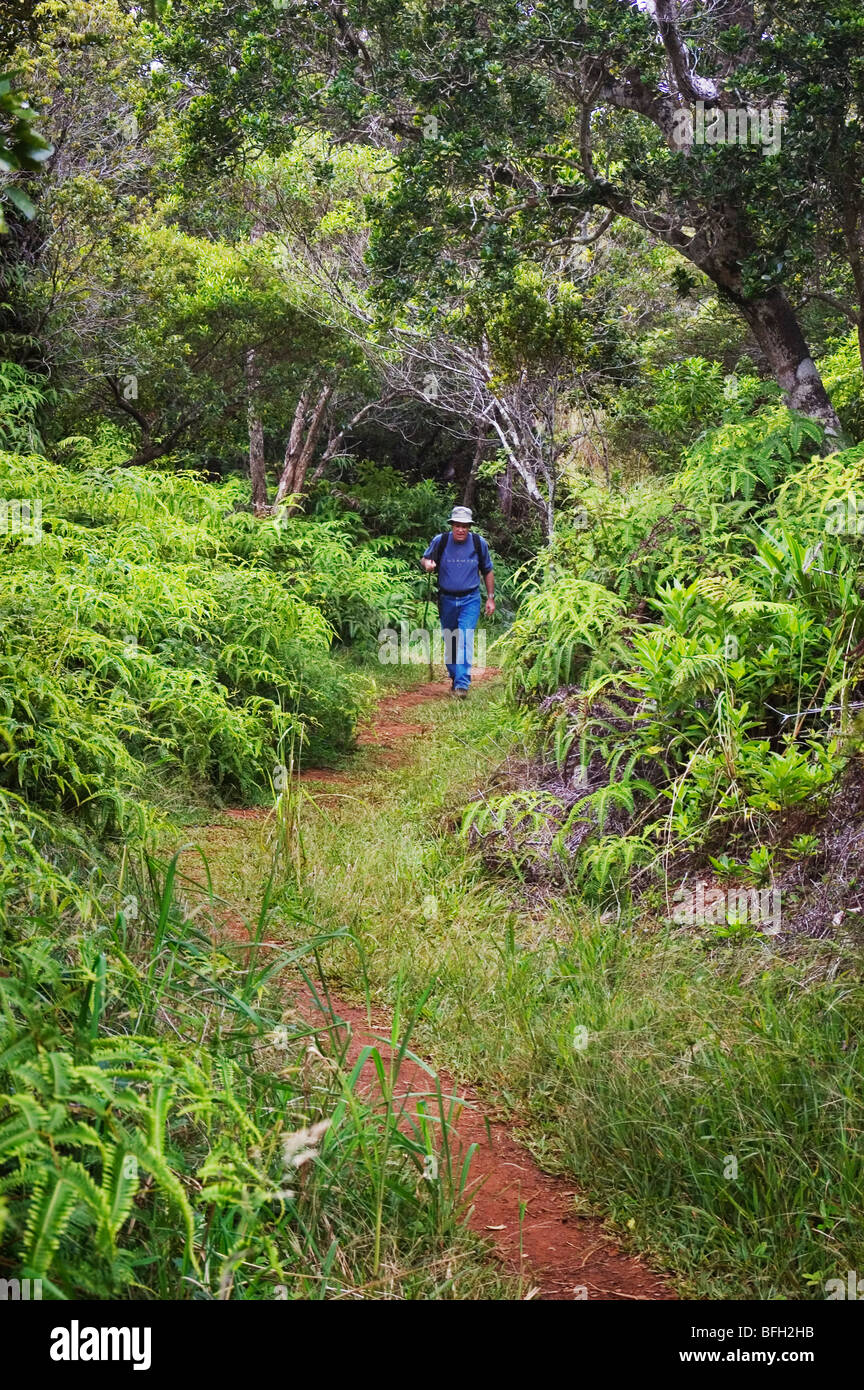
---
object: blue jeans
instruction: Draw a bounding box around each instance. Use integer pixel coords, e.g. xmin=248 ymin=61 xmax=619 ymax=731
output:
xmin=439 ymin=589 xmax=482 ymax=690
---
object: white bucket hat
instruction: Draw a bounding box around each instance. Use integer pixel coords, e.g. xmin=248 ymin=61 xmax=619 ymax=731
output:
xmin=449 ymin=506 xmax=473 ymax=524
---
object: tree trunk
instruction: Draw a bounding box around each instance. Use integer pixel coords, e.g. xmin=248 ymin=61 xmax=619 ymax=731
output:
xmin=735 ymin=288 xmax=844 ymax=439
xmin=461 ymin=432 xmax=486 ymax=508
xmin=274 ymin=388 xmax=310 ymax=508
xmin=125 ymin=439 xmax=163 ymax=468
xmin=588 ymin=139 xmax=843 ymax=438
xmin=246 ymin=348 xmax=268 ymax=514
xmin=124 ymin=420 xmax=198 ymax=467
xmin=543 ymin=465 xmax=556 ymax=541
xmin=841 ymin=207 xmax=864 ymax=379
xmin=496 ymin=456 xmax=513 ymax=520
xmin=273 ymin=383 xmax=333 ymax=510
xmin=291 ymin=383 xmax=334 ymax=499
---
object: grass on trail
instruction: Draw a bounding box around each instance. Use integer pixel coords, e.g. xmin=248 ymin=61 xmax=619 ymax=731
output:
xmin=193 ymin=673 xmax=864 ymax=1302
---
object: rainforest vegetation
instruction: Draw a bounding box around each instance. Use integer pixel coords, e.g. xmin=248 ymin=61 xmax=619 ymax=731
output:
xmin=1 ymin=0 xmax=864 ymax=1303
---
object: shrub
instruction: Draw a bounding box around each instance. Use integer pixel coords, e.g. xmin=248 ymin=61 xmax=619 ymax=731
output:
xmin=492 ymin=407 xmax=864 ymax=904
xmin=0 ymin=452 xmax=389 ymax=826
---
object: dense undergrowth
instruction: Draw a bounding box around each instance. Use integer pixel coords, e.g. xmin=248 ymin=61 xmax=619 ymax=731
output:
xmin=0 ymin=449 xmax=420 ymax=887
xmin=0 ymin=449 xmax=508 ymax=1299
xmin=481 ymin=399 xmax=864 ymax=936
xmin=0 ymin=838 xmax=501 ymax=1298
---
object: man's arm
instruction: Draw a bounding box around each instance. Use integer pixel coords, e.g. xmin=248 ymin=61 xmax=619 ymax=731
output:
xmin=482 ymin=538 xmax=495 ymax=615
xmin=484 ymin=568 xmax=495 ymax=616
xmin=421 ymin=535 xmax=439 ymax=572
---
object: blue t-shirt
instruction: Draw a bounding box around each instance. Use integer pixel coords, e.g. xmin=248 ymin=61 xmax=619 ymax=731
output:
xmin=423 ymin=531 xmax=493 ymax=593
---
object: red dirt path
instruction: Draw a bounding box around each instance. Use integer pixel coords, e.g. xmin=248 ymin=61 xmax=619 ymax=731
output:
xmin=212 ymin=670 xmax=674 ymax=1301
xmin=293 ymin=987 xmax=673 ymax=1302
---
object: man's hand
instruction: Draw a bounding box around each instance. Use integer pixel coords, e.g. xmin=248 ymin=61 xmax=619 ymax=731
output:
xmin=484 ymin=596 xmax=496 ymax=617
xmin=421 ymin=557 xmax=436 ymax=573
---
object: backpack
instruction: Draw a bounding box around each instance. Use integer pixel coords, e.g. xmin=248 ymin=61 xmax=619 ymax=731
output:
xmin=433 ymin=530 xmax=487 ymax=581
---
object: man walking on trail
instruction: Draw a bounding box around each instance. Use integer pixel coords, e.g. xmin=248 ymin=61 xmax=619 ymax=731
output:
xmin=421 ymin=506 xmax=495 ymax=697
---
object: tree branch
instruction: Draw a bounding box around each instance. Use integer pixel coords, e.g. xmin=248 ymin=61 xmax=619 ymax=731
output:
xmin=649 ymin=1 xmax=720 ymax=103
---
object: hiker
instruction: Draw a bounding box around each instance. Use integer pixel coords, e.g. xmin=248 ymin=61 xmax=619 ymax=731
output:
xmin=421 ymin=506 xmax=495 ymax=697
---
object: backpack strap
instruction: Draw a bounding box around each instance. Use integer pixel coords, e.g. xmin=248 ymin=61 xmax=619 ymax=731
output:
xmin=434 ymin=532 xmax=450 ymax=567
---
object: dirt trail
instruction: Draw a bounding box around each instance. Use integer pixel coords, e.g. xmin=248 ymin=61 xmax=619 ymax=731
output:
xmin=212 ymin=671 xmax=674 ymax=1302
xmin=299 ymin=673 xmax=476 ymax=774
xmin=293 ymin=987 xmax=672 ymax=1302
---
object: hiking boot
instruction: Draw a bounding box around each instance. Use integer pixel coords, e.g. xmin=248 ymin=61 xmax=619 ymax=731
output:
xmin=454 ymin=688 xmax=469 ymax=700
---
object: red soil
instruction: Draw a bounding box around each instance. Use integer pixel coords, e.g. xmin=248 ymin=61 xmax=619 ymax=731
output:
xmin=292 ymin=988 xmax=673 ymax=1302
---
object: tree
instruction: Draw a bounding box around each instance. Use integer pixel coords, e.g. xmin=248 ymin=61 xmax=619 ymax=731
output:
xmin=346 ymin=259 xmax=622 ymax=538
xmin=220 ymin=141 xmax=419 ymax=512
xmin=4 ymin=0 xmax=156 ymax=386
xmin=750 ymin=1 xmax=864 ymax=376
xmin=88 ymin=225 xmax=340 ymax=468
xmin=221 ymin=130 xmax=629 ymax=531
xmin=157 ymin=0 xmax=859 ymax=436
